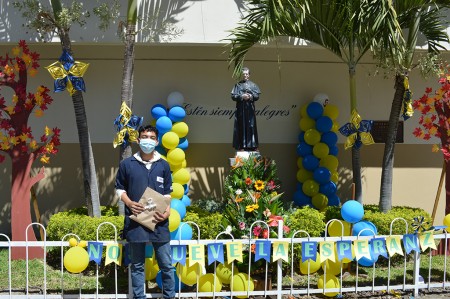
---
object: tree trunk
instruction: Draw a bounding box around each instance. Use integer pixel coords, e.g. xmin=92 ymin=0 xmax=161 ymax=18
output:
xmin=118 ymin=1 xmax=138 ymax=216
xmin=379 ymin=74 xmax=406 ymax=213
xmin=71 ymin=90 xmax=101 ymax=217
xmin=10 ymin=153 xmax=44 ymax=259
xmin=352 ymin=147 xmax=362 ymax=203
xmin=445 ymin=159 xmax=450 ymax=215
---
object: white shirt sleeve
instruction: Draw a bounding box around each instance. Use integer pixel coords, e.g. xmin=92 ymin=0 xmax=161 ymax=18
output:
xmin=116 ymin=189 xmax=126 ymax=199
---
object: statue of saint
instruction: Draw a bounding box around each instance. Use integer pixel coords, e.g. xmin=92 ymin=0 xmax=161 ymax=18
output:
xmin=231 ymin=67 xmax=261 ymax=151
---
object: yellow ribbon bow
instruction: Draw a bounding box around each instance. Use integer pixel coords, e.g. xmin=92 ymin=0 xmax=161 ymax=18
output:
xmin=339 ymin=109 xmax=374 ymax=150
xmin=113 ymin=102 xmax=142 ymax=148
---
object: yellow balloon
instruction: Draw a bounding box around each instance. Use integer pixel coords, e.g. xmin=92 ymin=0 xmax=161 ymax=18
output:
xmin=68 ymin=237 xmax=78 ymax=247
xmin=317 ymin=274 xmax=340 ymax=297
xmin=64 ymin=246 xmax=89 ymax=273
xmin=231 ymin=273 xmax=254 ymax=298
xmin=322 ymin=259 xmax=342 ymax=276
xmin=300 ymin=104 xmax=308 ymax=118
xmin=312 ymin=193 xmax=328 ymax=209
xmin=169 ymin=209 xmax=181 ymax=232
xmin=145 ymin=258 xmax=159 ymax=280
xmin=176 ymin=259 xmax=201 ymax=285
xmin=78 ymin=240 xmax=87 ymax=248
xmin=296 ymin=168 xmax=313 ymax=183
xmin=330 ymin=171 xmax=339 ymax=183
xmin=171 ymin=183 xmax=184 ymax=199
xmin=172 ymin=168 xmax=190 ymax=185
xmin=320 ymin=155 xmax=339 ymax=171
xmin=299 ymin=117 xmax=316 ymax=131
xmin=304 ymin=129 xmax=321 ymax=145
xmin=162 ymin=132 xmax=179 ymax=149
xmin=328 ymin=220 xmax=351 ymax=237
xmin=323 ymin=104 xmax=339 ymax=120
xmin=297 ymin=157 xmax=303 ymax=169
xmin=167 ymin=148 xmax=185 ymax=165
xmin=216 ymin=263 xmax=236 ymax=285
xmin=198 ymin=273 xmax=222 ymax=293
xmin=313 ymin=142 xmax=329 ymax=159
xmin=444 ymin=214 xmax=450 ymax=228
xmin=332 ymin=121 xmax=339 ymax=132
xmin=299 ymin=252 xmax=321 ymax=275
xmin=172 ymin=122 xmax=189 ymax=138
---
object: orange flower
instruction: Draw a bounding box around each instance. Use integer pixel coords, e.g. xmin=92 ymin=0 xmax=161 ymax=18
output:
xmin=254 ymin=192 xmax=261 ymax=200
xmin=245 ymin=177 xmax=252 ymax=185
xmin=235 ymin=197 xmax=243 ymax=203
xmin=251 ymin=244 xmax=256 ymax=253
xmin=268 ymin=215 xmax=283 ymax=226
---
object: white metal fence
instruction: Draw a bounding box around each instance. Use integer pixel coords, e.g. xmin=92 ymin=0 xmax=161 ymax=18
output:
xmin=0 ymin=219 xmax=449 ymax=298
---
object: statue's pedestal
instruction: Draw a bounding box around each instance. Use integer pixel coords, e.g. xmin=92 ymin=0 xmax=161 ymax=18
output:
xmin=229 ymin=151 xmax=260 ymax=166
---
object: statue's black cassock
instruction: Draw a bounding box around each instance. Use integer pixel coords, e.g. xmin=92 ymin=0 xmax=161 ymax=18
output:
xmin=231 ymin=80 xmax=261 ymax=150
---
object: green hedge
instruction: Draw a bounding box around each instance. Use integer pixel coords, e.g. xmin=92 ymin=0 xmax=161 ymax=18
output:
xmin=46 ymin=206 xmax=124 ymax=242
xmin=183 ymin=206 xmax=224 ymax=240
xmin=286 ymin=206 xmax=325 ymax=237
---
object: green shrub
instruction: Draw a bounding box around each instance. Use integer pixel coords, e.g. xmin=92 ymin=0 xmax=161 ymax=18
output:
xmin=286 ymin=206 xmax=325 ymax=237
xmin=46 ymin=206 xmax=124 ymax=242
xmin=363 ymin=205 xmax=432 ymax=235
xmin=183 ymin=206 xmax=224 ymax=240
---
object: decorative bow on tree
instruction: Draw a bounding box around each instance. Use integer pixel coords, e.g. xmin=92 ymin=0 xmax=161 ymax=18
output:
xmin=401 ymin=77 xmax=414 ymax=121
xmin=45 ymin=49 xmax=89 ymax=95
xmin=339 ymin=109 xmax=374 ymax=150
xmin=113 ymin=101 xmax=143 ymax=148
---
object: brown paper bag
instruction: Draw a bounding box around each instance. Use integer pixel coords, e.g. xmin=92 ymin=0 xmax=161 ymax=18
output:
xmin=129 ymin=187 xmax=171 ymax=231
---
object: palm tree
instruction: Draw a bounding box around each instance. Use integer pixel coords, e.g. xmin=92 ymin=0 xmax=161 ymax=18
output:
xmin=228 ymin=0 xmax=401 ymax=203
xmin=14 ymin=0 xmax=101 ymax=217
xmin=378 ymin=0 xmax=450 ymax=212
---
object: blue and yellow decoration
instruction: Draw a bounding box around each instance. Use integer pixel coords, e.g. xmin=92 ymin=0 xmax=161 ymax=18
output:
xmin=46 ymin=49 xmax=89 ymax=95
xmin=339 ymin=109 xmax=374 ymax=150
xmin=401 ymin=76 xmax=414 ymax=121
xmin=113 ymin=101 xmax=143 ymax=148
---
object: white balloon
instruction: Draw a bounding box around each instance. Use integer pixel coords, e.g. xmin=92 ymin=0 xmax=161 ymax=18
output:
xmin=167 ymin=91 xmax=185 ymax=108
xmin=313 ymin=93 xmax=329 ymax=107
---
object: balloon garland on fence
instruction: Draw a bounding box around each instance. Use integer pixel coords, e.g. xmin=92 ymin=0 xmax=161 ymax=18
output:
xmin=149 ymin=91 xmax=193 ymax=242
xmin=294 ymin=95 xmax=340 ymax=210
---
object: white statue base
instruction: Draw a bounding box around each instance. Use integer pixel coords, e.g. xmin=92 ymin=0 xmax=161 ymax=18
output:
xmin=229 ymin=151 xmax=260 ymax=166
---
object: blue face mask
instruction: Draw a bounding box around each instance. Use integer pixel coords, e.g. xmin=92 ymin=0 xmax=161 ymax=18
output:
xmin=139 ymin=139 xmax=157 ymax=154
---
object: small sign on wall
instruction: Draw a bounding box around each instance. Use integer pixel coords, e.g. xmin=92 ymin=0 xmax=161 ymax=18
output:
xmin=371 ymin=121 xmax=404 ymax=143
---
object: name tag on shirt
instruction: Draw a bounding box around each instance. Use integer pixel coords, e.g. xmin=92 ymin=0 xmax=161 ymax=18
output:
xmin=157 ymin=176 xmax=164 ymax=183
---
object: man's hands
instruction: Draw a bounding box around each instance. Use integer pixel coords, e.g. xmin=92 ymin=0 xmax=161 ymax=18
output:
xmin=242 ymin=93 xmax=252 ymax=101
xmin=154 ymin=210 xmax=170 ymax=222
xmin=128 ymin=201 xmax=145 ymax=216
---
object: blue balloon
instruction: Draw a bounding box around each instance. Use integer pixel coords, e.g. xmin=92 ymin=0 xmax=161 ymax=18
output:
xmin=302 ymin=155 xmax=319 ymax=171
xmin=181 ymin=194 xmax=191 ymax=206
xmin=293 ymin=189 xmax=312 ymax=207
xmin=171 ymin=199 xmax=187 ymax=219
xmin=156 ymin=269 xmax=184 ymax=291
xmin=328 ymin=194 xmax=340 ymax=206
xmin=297 ymin=142 xmax=312 ymax=156
xmin=352 ymin=220 xmax=377 ymax=236
xmin=341 ymin=200 xmax=364 ymax=223
xmin=319 ymin=181 xmax=337 ymax=197
xmin=151 ymin=104 xmax=167 ymax=119
xmin=168 ymin=106 xmax=186 ymax=122
xmin=329 ymin=145 xmax=339 ymax=156
xmin=298 ymin=131 xmax=305 ymax=143
xmin=156 ymin=116 xmax=172 ymax=134
xmin=316 ymin=116 xmax=333 ymax=133
xmin=306 ymin=102 xmax=324 ymax=119
xmin=321 ymin=131 xmax=338 ymax=146
xmin=177 ymin=137 xmax=189 ymax=150
xmin=358 ymin=251 xmax=378 ymax=267
xmin=170 ymin=222 xmax=193 ymax=240
xmin=313 ymin=167 xmax=331 ymax=184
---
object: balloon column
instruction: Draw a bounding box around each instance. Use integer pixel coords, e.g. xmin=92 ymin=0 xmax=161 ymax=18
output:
xmin=149 ymin=91 xmax=193 ymax=241
xmin=294 ymin=96 xmax=340 ymax=210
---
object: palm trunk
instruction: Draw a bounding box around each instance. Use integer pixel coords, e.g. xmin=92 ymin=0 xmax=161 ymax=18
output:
xmin=58 ymin=27 xmax=101 ymax=217
xmin=349 ymin=65 xmax=362 ymax=202
xmin=379 ymin=74 xmax=405 ymax=213
xmin=118 ymin=0 xmax=138 ymax=216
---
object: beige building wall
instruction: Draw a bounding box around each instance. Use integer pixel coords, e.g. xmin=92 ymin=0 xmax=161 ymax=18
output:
xmin=0 ymin=43 xmax=448 ymax=234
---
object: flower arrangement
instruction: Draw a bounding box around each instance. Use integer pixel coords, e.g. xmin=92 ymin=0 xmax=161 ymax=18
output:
xmin=222 ymin=154 xmax=290 ymax=240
